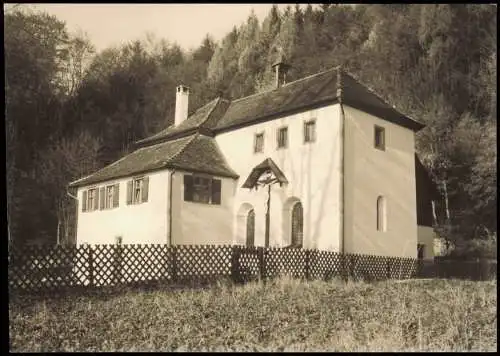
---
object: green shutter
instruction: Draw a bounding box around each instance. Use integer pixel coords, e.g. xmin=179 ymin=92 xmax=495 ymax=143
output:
xmin=184 ymin=175 xmax=193 ymax=201
xmin=126 ymin=180 xmax=133 ymax=205
xmin=94 ymin=188 xmax=99 ymax=211
xmin=113 ymin=183 xmax=120 ymax=208
xmin=99 ymin=187 xmax=105 ymax=210
xmin=142 ymin=177 xmax=149 ymax=203
xmin=211 ymin=179 xmax=221 ymax=205
xmin=82 ymin=190 xmax=87 ymax=212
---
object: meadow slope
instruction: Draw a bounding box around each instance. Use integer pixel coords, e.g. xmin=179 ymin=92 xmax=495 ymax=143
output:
xmin=9 ymin=278 xmax=497 ymax=352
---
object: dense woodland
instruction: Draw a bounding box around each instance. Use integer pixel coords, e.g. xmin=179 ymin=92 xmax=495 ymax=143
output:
xmin=5 ymin=4 xmax=497 ymax=257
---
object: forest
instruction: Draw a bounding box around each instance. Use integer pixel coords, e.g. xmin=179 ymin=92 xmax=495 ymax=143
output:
xmin=5 ymin=4 xmax=497 ymax=257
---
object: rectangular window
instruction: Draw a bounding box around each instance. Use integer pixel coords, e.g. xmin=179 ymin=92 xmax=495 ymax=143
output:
xmin=374 ymin=125 xmax=385 ymax=150
xmin=184 ymin=175 xmax=222 ymax=205
xmin=126 ymin=177 xmax=149 ymax=205
xmin=304 ymin=120 xmax=316 ymax=143
xmin=254 ymin=132 xmax=264 ymax=153
xmin=133 ymin=178 xmax=143 ymax=204
xmin=87 ymin=188 xmax=98 ymax=212
xmin=277 ymin=126 xmax=288 ymax=149
xmin=105 ymin=185 xmax=114 ymax=209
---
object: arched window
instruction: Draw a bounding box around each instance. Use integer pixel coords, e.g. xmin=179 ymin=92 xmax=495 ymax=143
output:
xmin=377 ymin=196 xmax=386 ymax=232
xmin=291 ymin=202 xmax=303 ymax=247
xmin=246 ymin=209 xmax=255 ymax=246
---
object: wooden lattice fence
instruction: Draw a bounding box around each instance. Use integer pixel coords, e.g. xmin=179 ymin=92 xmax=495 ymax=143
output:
xmin=9 ymin=244 xmax=421 ymax=295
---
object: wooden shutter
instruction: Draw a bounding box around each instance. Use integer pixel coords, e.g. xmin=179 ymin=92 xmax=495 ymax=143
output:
xmin=211 ymin=179 xmax=221 ymax=205
xmin=142 ymin=177 xmax=149 ymax=202
xmin=94 ymin=188 xmax=99 ymax=211
xmin=113 ymin=183 xmax=120 ymax=208
xmin=99 ymin=187 xmax=105 ymax=210
xmin=184 ymin=175 xmax=193 ymax=201
xmin=126 ymin=180 xmax=133 ymax=205
xmin=82 ymin=190 xmax=87 ymax=212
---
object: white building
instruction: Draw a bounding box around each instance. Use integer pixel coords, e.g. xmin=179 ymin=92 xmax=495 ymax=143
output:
xmin=69 ymin=61 xmax=439 ymax=259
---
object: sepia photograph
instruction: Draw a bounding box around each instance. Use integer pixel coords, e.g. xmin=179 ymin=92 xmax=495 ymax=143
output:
xmin=6 ymin=3 xmax=497 ymax=352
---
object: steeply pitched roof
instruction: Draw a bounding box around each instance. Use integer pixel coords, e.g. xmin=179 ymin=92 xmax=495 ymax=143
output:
xmin=135 ymin=97 xmax=231 ymax=146
xmin=69 ymin=133 xmax=238 ymax=187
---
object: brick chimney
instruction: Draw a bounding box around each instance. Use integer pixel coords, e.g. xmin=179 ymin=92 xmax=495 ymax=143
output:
xmin=175 ymin=85 xmax=189 ymax=126
xmin=271 ymin=54 xmax=291 ymax=89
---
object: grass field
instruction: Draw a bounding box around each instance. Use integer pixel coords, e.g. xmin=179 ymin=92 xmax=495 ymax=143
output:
xmin=9 ymin=278 xmax=497 ymax=352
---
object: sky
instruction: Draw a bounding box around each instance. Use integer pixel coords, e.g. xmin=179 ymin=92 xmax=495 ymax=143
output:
xmin=9 ymin=4 xmax=304 ymax=52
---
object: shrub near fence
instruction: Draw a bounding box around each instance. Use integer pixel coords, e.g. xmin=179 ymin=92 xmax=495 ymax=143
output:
xmin=8 ymin=244 xmax=420 ymax=295
xmin=417 ymin=258 xmax=497 ymax=280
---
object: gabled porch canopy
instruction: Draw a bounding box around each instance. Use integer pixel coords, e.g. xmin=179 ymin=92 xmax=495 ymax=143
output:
xmin=242 ymin=158 xmax=288 ymax=189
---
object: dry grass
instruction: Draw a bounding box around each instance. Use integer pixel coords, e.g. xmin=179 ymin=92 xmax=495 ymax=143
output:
xmin=9 ymin=278 xmax=497 ymax=352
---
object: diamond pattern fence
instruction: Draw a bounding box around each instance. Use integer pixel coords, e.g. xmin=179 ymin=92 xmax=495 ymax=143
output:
xmin=9 ymin=244 xmax=432 ymax=296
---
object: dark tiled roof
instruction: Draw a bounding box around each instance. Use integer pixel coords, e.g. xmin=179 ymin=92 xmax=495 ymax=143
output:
xmin=136 ymin=97 xmax=230 ymax=146
xmin=215 ymin=68 xmax=424 ymax=132
xmin=242 ymin=158 xmax=289 ymax=189
xmin=215 ymin=68 xmax=339 ymax=131
xmin=341 ymin=72 xmax=424 ymax=132
xmin=168 ymin=135 xmax=239 ymax=178
xmin=69 ymin=134 xmax=238 ymax=187
xmin=136 ymin=66 xmax=424 ymax=148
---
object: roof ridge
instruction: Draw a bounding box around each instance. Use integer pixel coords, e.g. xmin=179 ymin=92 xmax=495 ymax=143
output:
xmin=166 ymin=133 xmax=199 ymax=164
xmin=230 ymin=65 xmax=340 ymax=104
xmin=137 ymin=97 xmax=221 ymax=145
xmin=199 ymin=97 xmax=222 ymax=127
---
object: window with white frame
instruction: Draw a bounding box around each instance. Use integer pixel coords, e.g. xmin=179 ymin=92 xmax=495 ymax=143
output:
xmin=133 ymin=179 xmax=143 ymax=203
xmin=126 ymin=177 xmax=149 ymax=205
xmin=82 ymin=188 xmax=98 ymax=212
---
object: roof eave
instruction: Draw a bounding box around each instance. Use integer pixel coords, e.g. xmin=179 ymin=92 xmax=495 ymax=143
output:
xmin=68 ymin=159 xmax=239 ymax=189
xmin=214 ymin=97 xmax=339 ymax=135
xmin=168 ymin=164 xmax=239 ymax=180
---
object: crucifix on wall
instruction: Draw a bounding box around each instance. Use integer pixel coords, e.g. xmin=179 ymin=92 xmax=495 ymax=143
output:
xmin=242 ymin=158 xmax=288 ymax=247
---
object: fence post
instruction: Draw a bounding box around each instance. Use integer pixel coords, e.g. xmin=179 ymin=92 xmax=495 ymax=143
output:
xmin=258 ymin=247 xmax=266 ymax=281
xmin=386 ymin=259 xmax=391 ymax=280
xmin=88 ymin=246 xmax=94 ymax=287
xmin=231 ymin=245 xmax=240 ymax=283
xmin=171 ymin=246 xmax=178 ymax=283
xmin=305 ymin=249 xmax=310 ymax=280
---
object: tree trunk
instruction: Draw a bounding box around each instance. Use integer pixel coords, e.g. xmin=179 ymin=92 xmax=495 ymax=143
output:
xmin=431 ymin=200 xmax=437 ymax=225
xmin=57 ymin=219 xmax=61 ymax=245
xmin=442 ymin=179 xmax=451 ymax=222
